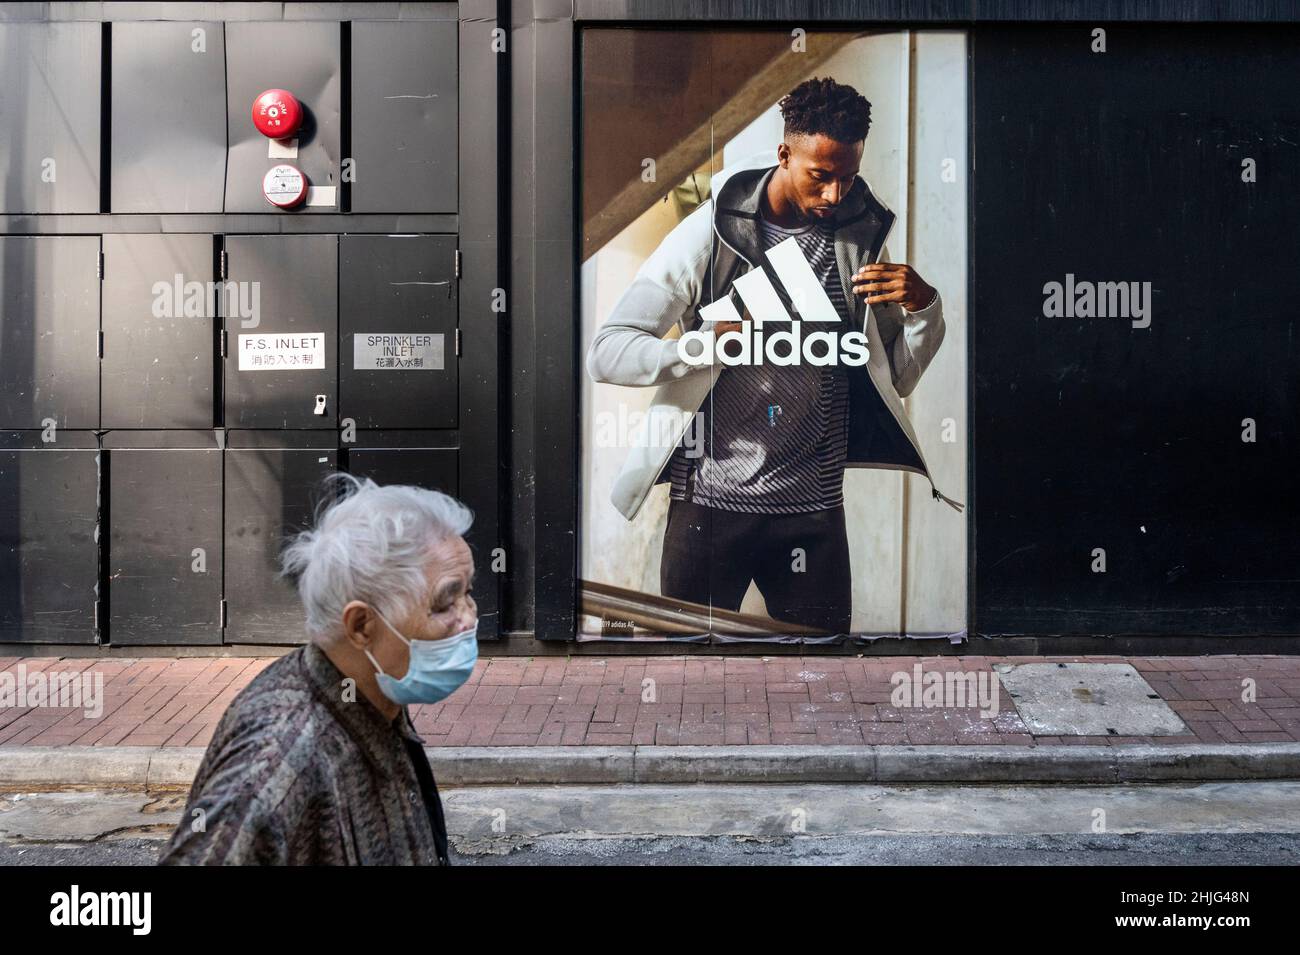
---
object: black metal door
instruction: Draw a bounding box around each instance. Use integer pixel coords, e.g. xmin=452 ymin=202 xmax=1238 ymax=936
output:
xmin=223 ymin=21 xmax=341 ymax=214
xmin=223 ymin=234 xmax=338 ymax=429
xmin=0 ymin=22 xmax=100 ymax=213
xmin=347 ymin=443 xmax=458 ymax=497
xmin=0 ymin=236 xmax=100 ymax=431
xmin=339 ymin=235 xmax=458 ymax=430
xmin=110 ymin=22 xmax=227 ymax=213
xmin=104 ymin=433 xmax=223 ymax=645
xmin=102 ymin=234 xmax=219 ymax=429
xmin=0 ymin=432 xmax=99 ymax=645
xmin=350 ymin=20 xmax=459 ymax=213
xmin=224 ymin=432 xmax=337 ymax=645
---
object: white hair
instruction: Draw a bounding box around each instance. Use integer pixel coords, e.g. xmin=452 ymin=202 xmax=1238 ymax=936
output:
xmin=280 ymin=474 xmax=474 ymax=644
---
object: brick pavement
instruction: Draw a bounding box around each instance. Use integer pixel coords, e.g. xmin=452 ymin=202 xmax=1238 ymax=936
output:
xmin=0 ymin=654 xmax=1297 ymax=749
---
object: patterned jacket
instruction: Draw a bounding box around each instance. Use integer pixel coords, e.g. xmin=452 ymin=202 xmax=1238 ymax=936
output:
xmin=159 ymin=643 xmax=449 ymax=866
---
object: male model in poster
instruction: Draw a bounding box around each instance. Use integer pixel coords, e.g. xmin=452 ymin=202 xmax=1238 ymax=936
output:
xmin=587 ymin=77 xmax=959 ymax=635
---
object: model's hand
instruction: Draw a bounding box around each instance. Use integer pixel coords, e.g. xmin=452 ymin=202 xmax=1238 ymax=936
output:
xmin=710 ymin=306 xmax=750 ymax=338
xmin=852 ymin=262 xmax=936 ymax=313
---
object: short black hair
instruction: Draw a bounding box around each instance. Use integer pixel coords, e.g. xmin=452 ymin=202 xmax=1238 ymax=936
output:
xmin=779 ymin=77 xmax=872 ymax=144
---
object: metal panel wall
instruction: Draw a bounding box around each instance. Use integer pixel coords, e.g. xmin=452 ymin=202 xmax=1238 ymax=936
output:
xmin=111 ymin=22 xmax=228 ymax=213
xmin=223 ymin=234 xmax=338 ymax=429
xmin=351 ymin=20 xmax=459 ymax=213
xmin=347 ymin=443 xmax=459 ymax=497
xmin=0 ymin=4 xmax=492 ymax=649
xmin=0 ymin=22 xmax=101 ymax=214
xmin=0 ymin=432 xmax=99 ymax=645
xmin=458 ymin=0 xmax=504 ymax=639
xmin=973 ymin=23 xmax=1300 ymax=638
xmin=531 ymin=13 xmax=578 ymax=639
xmin=104 ymin=433 xmax=223 ymax=646
xmin=101 ymin=234 xmax=218 ymax=430
xmin=0 ymin=236 xmax=101 ymax=430
xmin=339 ymin=234 xmax=458 ymax=429
xmin=224 ymin=21 xmax=342 ymax=214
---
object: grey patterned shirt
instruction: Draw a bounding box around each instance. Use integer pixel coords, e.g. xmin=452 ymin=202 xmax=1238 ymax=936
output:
xmin=159 ymin=643 xmax=449 ymax=866
xmin=668 ymin=217 xmax=852 ymax=513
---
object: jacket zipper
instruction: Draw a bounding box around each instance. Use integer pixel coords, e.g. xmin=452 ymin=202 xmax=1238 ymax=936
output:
xmin=842 ymin=214 xmax=967 ymax=514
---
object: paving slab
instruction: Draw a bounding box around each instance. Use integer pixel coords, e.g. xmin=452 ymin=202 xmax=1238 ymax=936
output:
xmin=996 ymin=662 xmax=1188 ymax=736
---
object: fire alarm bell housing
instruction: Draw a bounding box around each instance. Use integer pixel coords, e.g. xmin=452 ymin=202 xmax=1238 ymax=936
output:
xmin=262 ymin=163 xmax=309 ymax=209
xmin=251 ymin=88 xmax=303 ymax=140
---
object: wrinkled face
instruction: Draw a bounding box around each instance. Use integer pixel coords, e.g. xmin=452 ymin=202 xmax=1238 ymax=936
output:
xmin=777 ymin=132 xmax=864 ymax=221
xmin=369 ymin=535 xmax=477 ymax=677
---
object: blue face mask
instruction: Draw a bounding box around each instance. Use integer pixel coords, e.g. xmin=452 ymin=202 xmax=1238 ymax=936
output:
xmin=364 ymin=609 xmax=478 ymax=705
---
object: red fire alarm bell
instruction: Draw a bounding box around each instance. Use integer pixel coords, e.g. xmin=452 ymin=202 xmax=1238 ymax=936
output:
xmin=251 ymin=89 xmax=303 ymax=140
xmin=262 ymin=164 xmax=309 ymax=209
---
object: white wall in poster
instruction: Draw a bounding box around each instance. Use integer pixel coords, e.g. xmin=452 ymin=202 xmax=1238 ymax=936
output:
xmin=901 ymin=31 xmax=969 ymax=639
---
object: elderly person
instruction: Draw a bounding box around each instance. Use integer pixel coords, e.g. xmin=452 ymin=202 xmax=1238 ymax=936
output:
xmin=159 ymin=476 xmax=477 ymax=866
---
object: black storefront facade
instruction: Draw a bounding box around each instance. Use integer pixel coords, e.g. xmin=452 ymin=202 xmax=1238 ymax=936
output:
xmin=1 ymin=2 xmax=1297 ymax=656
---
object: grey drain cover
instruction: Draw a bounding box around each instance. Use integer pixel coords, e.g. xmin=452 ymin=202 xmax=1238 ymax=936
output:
xmin=995 ymin=663 xmax=1188 ymax=736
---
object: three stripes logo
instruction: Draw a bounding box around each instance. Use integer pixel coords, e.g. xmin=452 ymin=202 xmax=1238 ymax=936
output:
xmin=676 ymin=237 xmax=871 ymax=368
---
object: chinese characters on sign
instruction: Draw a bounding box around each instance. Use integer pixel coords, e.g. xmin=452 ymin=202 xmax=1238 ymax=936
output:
xmin=238 ymin=333 xmax=326 ymax=371
xmin=353 ymin=333 xmax=444 ymax=371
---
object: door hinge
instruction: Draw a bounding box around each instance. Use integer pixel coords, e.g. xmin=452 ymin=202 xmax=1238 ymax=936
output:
xmin=454 ymin=248 xmax=461 ymax=279
xmin=96 ymin=250 xmax=105 ymax=280
xmin=220 ymin=249 xmax=228 ymax=281
xmin=97 ymin=330 xmax=104 ymax=359
xmin=220 ymin=329 xmax=228 ymax=358
xmin=454 ymin=328 xmax=461 ymax=357
xmin=219 ymin=599 xmax=228 ymax=629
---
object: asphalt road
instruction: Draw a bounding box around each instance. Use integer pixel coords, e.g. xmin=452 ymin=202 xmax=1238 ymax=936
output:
xmin=3 ymin=781 xmax=1299 ymax=866
xmin=1 ymin=832 xmax=1298 ymax=866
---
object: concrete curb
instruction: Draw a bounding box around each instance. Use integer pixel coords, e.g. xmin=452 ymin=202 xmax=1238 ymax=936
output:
xmin=3 ymin=743 xmax=1300 ymax=788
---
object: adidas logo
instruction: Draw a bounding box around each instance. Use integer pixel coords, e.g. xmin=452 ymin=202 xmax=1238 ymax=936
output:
xmin=677 ymin=236 xmax=870 ymax=367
